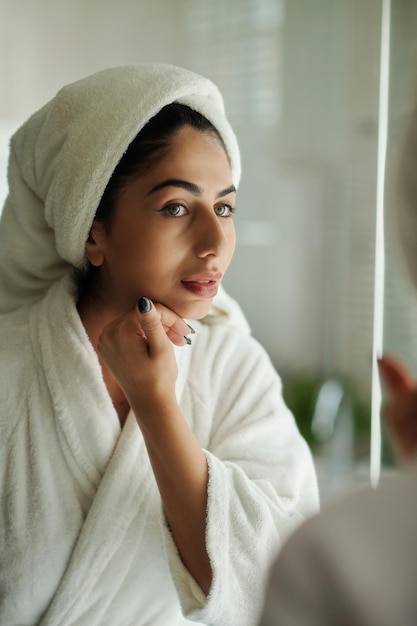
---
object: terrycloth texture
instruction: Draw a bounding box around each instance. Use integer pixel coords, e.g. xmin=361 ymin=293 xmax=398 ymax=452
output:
xmin=203 ymin=283 xmax=251 ymax=333
xmin=0 ymin=276 xmax=319 ymax=626
xmin=0 ymin=63 xmax=241 ymax=315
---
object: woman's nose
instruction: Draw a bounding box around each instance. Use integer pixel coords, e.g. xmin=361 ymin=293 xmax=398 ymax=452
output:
xmin=194 ymin=209 xmax=233 ymax=258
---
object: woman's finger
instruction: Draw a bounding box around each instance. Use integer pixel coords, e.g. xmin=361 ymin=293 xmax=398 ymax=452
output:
xmin=136 ymin=297 xmax=168 ymax=355
xmin=153 ymin=302 xmax=194 ymax=346
xmin=378 ymin=354 xmax=414 ymax=395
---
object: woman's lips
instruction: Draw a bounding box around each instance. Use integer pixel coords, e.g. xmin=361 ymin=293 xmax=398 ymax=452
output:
xmin=181 ymin=279 xmax=219 ymax=298
xmin=181 ymin=273 xmax=222 ymax=298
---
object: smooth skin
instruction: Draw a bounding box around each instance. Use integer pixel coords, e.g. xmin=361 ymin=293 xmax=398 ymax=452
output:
xmin=77 ymin=126 xmax=237 ymax=595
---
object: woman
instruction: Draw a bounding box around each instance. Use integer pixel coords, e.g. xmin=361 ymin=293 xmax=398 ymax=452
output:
xmin=0 ymin=63 xmax=319 ymax=626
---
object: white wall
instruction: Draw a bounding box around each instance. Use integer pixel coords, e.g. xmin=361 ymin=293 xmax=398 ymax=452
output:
xmin=0 ymin=0 xmax=189 ymax=121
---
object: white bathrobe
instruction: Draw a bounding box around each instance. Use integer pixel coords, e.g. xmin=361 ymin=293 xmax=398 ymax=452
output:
xmin=0 ymin=63 xmax=319 ymax=625
xmin=0 ymin=275 xmax=318 ymax=626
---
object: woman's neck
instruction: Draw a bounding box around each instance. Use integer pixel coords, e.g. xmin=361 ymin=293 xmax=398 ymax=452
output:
xmin=77 ymin=293 xmax=132 ymax=427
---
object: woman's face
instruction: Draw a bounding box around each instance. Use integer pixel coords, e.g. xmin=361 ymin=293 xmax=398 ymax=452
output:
xmin=88 ymin=126 xmax=237 ymax=319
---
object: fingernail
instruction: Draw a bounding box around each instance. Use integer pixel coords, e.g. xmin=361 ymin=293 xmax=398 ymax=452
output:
xmin=184 ymin=335 xmax=192 ymax=345
xmin=138 ymin=297 xmax=151 ymax=313
xmin=186 ymin=323 xmax=196 ymax=334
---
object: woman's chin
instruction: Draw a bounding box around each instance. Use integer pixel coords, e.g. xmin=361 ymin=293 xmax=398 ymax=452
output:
xmin=146 ymin=294 xmax=213 ymax=321
xmin=174 ymin=300 xmax=213 ymax=321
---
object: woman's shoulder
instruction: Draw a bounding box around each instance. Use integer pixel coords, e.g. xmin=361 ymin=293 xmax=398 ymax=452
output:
xmin=0 ymin=307 xmax=34 ymax=394
xmin=0 ymin=306 xmax=32 ymax=350
xmin=193 ymin=319 xmax=264 ymax=357
xmin=190 ymin=320 xmax=279 ymax=386
xmin=0 ymin=307 xmax=34 ymax=446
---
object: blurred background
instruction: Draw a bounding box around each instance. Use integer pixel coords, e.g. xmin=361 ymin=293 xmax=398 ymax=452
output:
xmin=1 ymin=0 xmax=417 ymax=499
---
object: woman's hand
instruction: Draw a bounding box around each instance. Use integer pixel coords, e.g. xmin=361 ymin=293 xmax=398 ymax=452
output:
xmin=378 ymin=355 xmax=417 ymax=462
xmin=97 ymin=297 xmax=192 ymax=404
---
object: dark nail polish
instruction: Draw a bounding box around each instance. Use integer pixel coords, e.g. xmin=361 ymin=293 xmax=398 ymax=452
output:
xmin=138 ymin=297 xmax=151 ymax=313
xmin=186 ymin=323 xmax=196 ymax=334
xmin=184 ymin=335 xmax=192 ymax=345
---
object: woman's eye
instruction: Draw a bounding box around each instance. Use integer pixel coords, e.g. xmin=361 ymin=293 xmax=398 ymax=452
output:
xmin=214 ymin=204 xmax=235 ymax=217
xmin=162 ymin=204 xmax=187 ymax=217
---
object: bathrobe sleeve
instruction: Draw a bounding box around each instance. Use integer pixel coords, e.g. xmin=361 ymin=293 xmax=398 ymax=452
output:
xmin=162 ymin=324 xmax=319 ymax=626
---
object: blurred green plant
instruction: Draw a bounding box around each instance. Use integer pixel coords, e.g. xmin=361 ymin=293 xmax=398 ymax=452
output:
xmin=282 ymin=373 xmax=371 ymax=455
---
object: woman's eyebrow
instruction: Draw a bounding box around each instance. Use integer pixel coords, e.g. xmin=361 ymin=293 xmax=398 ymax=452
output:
xmin=217 ymin=184 xmax=236 ymax=198
xmin=148 ymin=178 xmax=236 ymax=198
xmin=148 ymin=179 xmax=202 ymax=196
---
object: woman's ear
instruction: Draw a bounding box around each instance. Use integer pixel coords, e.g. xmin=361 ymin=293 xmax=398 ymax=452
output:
xmin=85 ymin=220 xmax=106 ymax=267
